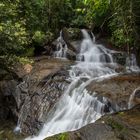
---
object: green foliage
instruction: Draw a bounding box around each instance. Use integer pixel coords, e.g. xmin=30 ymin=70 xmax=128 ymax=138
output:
xmin=85 ymin=0 xmax=110 ymax=28
xmin=58 ymin=133 xmax=69 ymax=140
xmin=108 ymin=0 xmax=139 ymax=52
xmin=24 ymin=47 xmax=35 ymax=57
xmin=45 ymin=31 xmax=55 ymax=44
xmin=44 ymin=132 xmax=69 ymax=140
xmin=0 ymin=1 xmax=29 ymax=56
xmin=32 ymin=31 xmax=46 ymax=44
xmin=17 ymin=57 xmax=34 ymax=65
xmin=0 ymin=0 xmax=139 ymax=70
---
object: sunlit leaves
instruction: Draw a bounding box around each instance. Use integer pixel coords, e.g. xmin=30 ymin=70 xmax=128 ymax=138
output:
xmin=84 ymin=0 xmax=110 ymax=28
xmin=0 ymin=1 xmax=29 ymax=56
xmin=109 ymin=0 xmax=137 ymax=49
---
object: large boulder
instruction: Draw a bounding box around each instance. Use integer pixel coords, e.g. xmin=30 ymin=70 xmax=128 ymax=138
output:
xmin=86 ymin=74 xmax=140 ymax=111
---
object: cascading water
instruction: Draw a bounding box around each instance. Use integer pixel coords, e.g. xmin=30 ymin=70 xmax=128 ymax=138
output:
xmin=25 ymin=30 xmax=134 ymax=140
xmin=77 ymin=30 xmax=113 ymax=63
xmin=126 ymin=53 xmax=140 ymax=72
xmin=54 ymin=31 xmax=68 ymax=58
xmin=128 ymin=87 xmax=140 ymax=109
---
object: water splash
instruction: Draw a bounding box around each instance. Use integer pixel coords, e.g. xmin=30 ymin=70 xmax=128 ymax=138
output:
xmin=54 ymin=30 xmax=68 ymax=58
xmin=14 ymin=125 xmax=21 ymax=133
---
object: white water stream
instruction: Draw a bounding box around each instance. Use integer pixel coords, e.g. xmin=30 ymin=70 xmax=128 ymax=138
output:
xmin=128 ymin=87 xmax=140 ymax=109
xmin=54 ymin=30 xmax=68 ymax=58
xmin=126 ymin=53 xmax=140 ymax=72
xmin=25 ymin=30 xmax=139 ymax=140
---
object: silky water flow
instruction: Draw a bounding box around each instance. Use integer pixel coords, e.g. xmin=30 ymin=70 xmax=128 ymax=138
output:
xmin=25 ymin=30 xmax=139 ymax=140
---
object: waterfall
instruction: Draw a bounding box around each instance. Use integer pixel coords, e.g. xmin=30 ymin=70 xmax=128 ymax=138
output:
xmin=126 ymin=54 xmax=140 ymax=72
xmin=54 ymin=31 xmax=68 ymax=58
xmin=25 ymin=30 xmax=126 ymax=140
xmin=128 ymin=87 xmax=140 ymax=109
xmin=77 ymin=29 xmax=113 ymax=63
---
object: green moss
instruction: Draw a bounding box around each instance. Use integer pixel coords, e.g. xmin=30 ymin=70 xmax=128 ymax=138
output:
xmin=107 ymin=118 xmax=125 ymax=131
xmin=44 ymin=133 xmax=69 ymax=140
xmin=58 ymin=133 xmax=69 ymax=140
xmin=118 ymin=112 xmax=125 ymax=116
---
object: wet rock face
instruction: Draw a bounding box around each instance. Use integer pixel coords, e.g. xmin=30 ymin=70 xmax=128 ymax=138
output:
xmin=18 ymin=69 xmax=69 ymax=135
xmin=86 ymin=74 xmax=140 ymax=111
xmin=0 ymin=80 xmax=18 ymax=122
xmin=45 ymin=105 xmax=140 ymax=140
xmin=0 ymin=57 xmax=72 ymax=135
xmin=0 ymin=63 xmax=33 ymax=123
xmin=15 ymin=58 xmax=72 ymax=135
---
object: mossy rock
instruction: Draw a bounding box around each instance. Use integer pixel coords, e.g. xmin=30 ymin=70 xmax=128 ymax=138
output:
xmin=44 ymin=133 xmax=69 ymax=140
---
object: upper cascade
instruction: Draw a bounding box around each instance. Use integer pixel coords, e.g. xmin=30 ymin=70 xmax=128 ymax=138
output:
xmin=77 ymin=29 xmax=114 ymax=63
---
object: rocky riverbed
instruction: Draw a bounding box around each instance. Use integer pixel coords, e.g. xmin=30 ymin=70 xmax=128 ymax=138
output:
xmin=0 ymin=56 xmax=140 ymax=140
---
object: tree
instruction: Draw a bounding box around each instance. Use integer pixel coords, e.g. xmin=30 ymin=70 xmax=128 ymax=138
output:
xmin=0 ymin=1 xmax=29 ymax=69
xmin=109 ymin=0 xmax=140 ymax=54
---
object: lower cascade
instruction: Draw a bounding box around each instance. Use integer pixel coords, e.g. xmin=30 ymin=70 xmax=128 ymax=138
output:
xmin=25 ymin=30 xmax=139 ymax=140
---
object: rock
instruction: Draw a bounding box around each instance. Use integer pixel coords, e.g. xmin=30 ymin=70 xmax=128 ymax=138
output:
xmin=1 ymin=55 xmax=139 ymax=138
xmin=23 ymin=64 xmax=33 ymax=74
xmin=0 ymin=62 xmax=34 ymax=123
xmin=0 ymin=80 xmax=18 ymax=122
xmin=0 ymin=57 xmax=73 ymax=135
xmin=18 ymin=69 xmax=69 ymax=135
xmin=45 ymin=105 xmax=140 ymax=140
xmin=52 ymin=28 xmax=83 ymax=60
xmin=66 ymin=49 xmax=76 ymax=60
xmin=133 ymin=88 xmax=140 ymax=106
xmin=18 ymin=68 xmax=139 ymax=135
xmin=86 ymin=74 xmax=140 ymax=111
xmin=16 ymin=58 xmax=72 ymax=135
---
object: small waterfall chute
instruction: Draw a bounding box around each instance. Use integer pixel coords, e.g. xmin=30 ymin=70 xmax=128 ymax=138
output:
xmin=128 ymin=87 xmax=140 ymax=109
xmin=77 ymin=30 xmax=114 ymax=63
xmin=126 ymin=54 xmax=140 ymax=72
xmin=54 ymin=31 xmax=68 ymax=59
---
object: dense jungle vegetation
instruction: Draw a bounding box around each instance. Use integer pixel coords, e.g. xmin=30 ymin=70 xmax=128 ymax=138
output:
xmin=0 ymin=0 xmax=140 ymax=69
